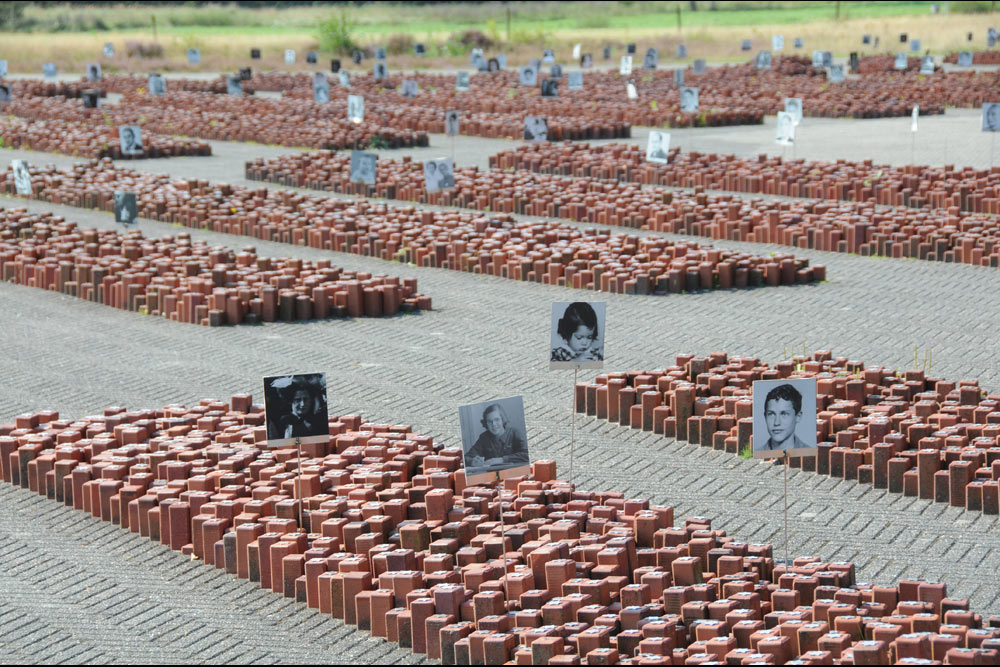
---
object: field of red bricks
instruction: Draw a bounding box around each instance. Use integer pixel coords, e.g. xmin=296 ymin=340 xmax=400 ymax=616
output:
xmin=574 ymin=351 xmax=1000 ymax=520
xmin=3 ymin=396 xmax=999 ymax=665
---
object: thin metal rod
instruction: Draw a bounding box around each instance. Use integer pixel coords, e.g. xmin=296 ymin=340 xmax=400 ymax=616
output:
xmin=911 ymin=131 xmax=916 ymax=165
xmin=783 ymin=452 xmax=790 ymax=568
xmin=570 ymin=367 xmax=578 ymax=487
xmin=496 ymin=471 xmax=510 ymax=606
xmin=297 ymin=438 xmax=306 ymax=535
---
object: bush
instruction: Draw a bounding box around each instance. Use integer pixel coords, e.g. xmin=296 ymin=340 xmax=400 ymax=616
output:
xmin=125 ymin=41 xmax=165 ymax=59
xmin=385 ymin=32 xmax=414 ymax=56
xmin=0 ymin=1 xmax=26 ymax=30
xmin=451 ymin=29 xmax=495 ymax=50
xmin=317 ymin=9 xmax=358 ymax=55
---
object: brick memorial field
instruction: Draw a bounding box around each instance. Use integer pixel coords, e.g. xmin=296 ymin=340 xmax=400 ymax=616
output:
xmin=2 ymin=1 xmax=1000 ymax=663
xmin=2 ymin=396 xmax=999 ymax=665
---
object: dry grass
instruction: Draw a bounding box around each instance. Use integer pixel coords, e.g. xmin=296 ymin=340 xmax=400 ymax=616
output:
xmin=0 ymin=9 xmax=995 ymax=74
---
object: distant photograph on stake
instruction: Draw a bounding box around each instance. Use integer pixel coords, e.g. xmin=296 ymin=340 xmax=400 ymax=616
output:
xmin=263 ymin=373 xmax=329 ymax=447
xmin=458 ymin=396 xmax=530 ymax=482
xmin=752 ymin=378 xmax=818 ymax=459
xmin=550 ymin=301 xmax=605 ymax=369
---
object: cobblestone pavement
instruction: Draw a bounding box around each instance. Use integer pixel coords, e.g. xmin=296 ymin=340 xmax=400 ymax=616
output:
xmin=2 ymin=107 xmax=1000 ymax=662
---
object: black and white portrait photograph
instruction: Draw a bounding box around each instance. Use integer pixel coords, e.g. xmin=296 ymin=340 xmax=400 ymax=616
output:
xmin=910 ymin=39 xmax=921 ymax=52
xmin=568 ymin=71 xmax=583 ymax=90
xmin=794 ymin=37 xmax=803 ymax=49
xmin=626 ymin=81 xmax=638 ymax=99
xmin=338 ymin=71 xmax=350 ymax=87
xmin=423 ymin=157 xmax=455 ymax=193
xmin=900 ymin=32 xmax=908 ymax=43
xmin=347 ymin=94 xmax=364 ymax=123
xmin=149 ymin=74 xmax=167 ymax=95
xmin=445 ymin=109 xmax=460 ymax=136
xmin=104 ymin=42 xmax=114 ymax=58
xmin=313 ymin=76 xmax=330 ymax=103
xmin=862 ymin=34 xmax=872 ymax=45
xmin=752 ymin=378 xmax=818 ymax=459
xmin=83 ymin=90 xmax=100 ymax=109
xmin=990 ymin=27 xmax=999 ymax=47
xmin=849 ymin=52 xmax=859 ymax=71
xmin=676 ymin=44 xmax=687 ymax=58
xmin=87 ymin=63 xmax=102 ymax=81
xmin=350 ymin=150 xmax=377 ymax=185
xmin=456 ymin=70 xmax=470 ymax=91
xmin=755 ymin=50 xmax=772 ymax=70
xmin=812 ymin=51 xmax=824 ymax=68
xmin=619 ymin=55 xmax=632 ymax=75
xmin=187 ymin=48 xmax=200 ymax=64
xmin=11 ymin=160 xmax=31 ymax=196
xmin=626 ymin=43 xmax=636 ymax=55
xmin=497 ymin=55 xmax=507 ymax=68
xmin=470 ymin=48 xmax=484 ymax=65
xmin=401 ymin=79 xmax=419 ymax=98
xmin=0 ymin=84 xmax=11 ymax=104
xmin=473 ymin=54 xmax=488 ymax=71
xmin=920 ymin=56 xmax=934 ymax=75
xmin=114 ymin=191 xmax=138 ymax=226
xmin=983 ymin=103 xmax=1000 ymax=132
xmin=673 ymin=68 xmax=684 ymax=86
xmin=519 ymin=65 xmax=538 ymax=86
xmin=352 ymin=49 xmax=363 ymax=64
xmin=772 ymin=34 xmax=784 ymax=51
xmin=0 ymin=61 xmax=7 ymax=77
xmin=373 ymin=62 xmax=387 ymax=79
xmin=239 ymin=66 xmax=252 ymax=81
xmin=643 ymin=47 xmax=658 ymax=70
xmin=263 ymin=373 xmax=329 ymax=447
xmin=775 ymin=111 xmax=795 ymax=146
xmin=573 ymin=43 xmax=581 ymax=60
xmin=487 ymin=57 xmax=500 ymax=72
xmin=414 ymin=43 xmax=426 ymax=56
xmin=251 ymin=48 xmax=261 ymax=59
xmin=331 ymin=59 xmax=341 ymax=73
xmin=541 ymin=78 xmax=559 ymax=97
xmin=828 ymin=64 xmax=845 ymax=83
xmin=284 ymin=49 xmax=295 ymax=64
xmin=693 ymin=59 xmax=706 ymax=74
xmin=549 ymin=63 xmax=562 ymax=78
xmin=226 ymin=75 xmax=243 ymax=96
xmin=646 ymin=130 xmax=670 ymax=164
xmin=894 ymin=52 xmax=908 ymax=70
xmin=43 ymin=63 xmax=57 ymax=78
xmin=119 ymin=126 xmax=143 ymax=155
xmin=550 ymin=301 xmax=605 ymax=369
xmin=821 ymin=51 xmax=833 ymax=67
xmin=741 ymin=40 xmax=752 ymax=51
xmin=523 ymin=116 xmax=548 ymax=142
xmin=958 ymin=51 xmax=973 ymax=67
xmin=680 ymin=87 xmax=698 ymax=113
xmin=603 ymin=45 xmax=612 ymax=60
xmin=580 ymin=53 xmax=593 ymax=68
xmin=542 ymin=48 xmax=555 ymax=63
xmin=458 ymin=396 xmax=530 ymax=482
xmin=375 ymin=47 xmax=386 ymax=60
xmin=305 ymin=50 xmax=317 ymax=64
xmin=784 ymin=97 xmax=802 ymax=124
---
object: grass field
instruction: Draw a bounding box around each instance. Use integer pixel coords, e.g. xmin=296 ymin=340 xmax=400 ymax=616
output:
xmin=1 ymin=1 xmax=996 ymax=74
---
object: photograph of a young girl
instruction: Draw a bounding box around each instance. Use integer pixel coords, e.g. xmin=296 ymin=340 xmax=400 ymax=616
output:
xmin=549 ymin=301 xmax=605 ymax=369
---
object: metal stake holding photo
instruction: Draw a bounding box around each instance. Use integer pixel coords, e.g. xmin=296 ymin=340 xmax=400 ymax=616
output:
xmin=783 ymin=450 xmax=790 ymax=569
xmin=296 ymin=437 xmax=306 ymax=534
xmin=495 ymin=470 xmax=511 ymax=605
xmin=570 ymin=367 xmax=578 ymax=486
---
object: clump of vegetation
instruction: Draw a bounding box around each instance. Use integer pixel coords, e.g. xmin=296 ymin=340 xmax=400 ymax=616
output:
xmin=450 ymin=29 xmax=495 ymax=50
xmin=317 ymin=8 xmax=358 ymax=55
xmin=385 ymin=32 xmax=415 ymax=55
xmin=125 ymin=41 xmax=164 ymax=58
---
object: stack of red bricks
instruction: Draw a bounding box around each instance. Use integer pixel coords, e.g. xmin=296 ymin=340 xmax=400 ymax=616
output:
xmin=5 ymin=160 xmax=822 ymax=295
xmin=2 ymin=397 xmax=998 ymax=664
xmin=2 ymin=78 xmax=107 ymax=99
xmin=0 ymin=208 xmax=429 ymax=324
xmin=491 ymin=142 xmax=1000 ymax=216
xmin=944 ymin=51 xmax=1000 ymax=65
xmin=2 ymin=89 xmax=427 ymax=151
xmin=0 ymin=116 xmax=212 ymax=159
xmin=573 ymin=351 xmax=1000 ymax=516
xmin=855 ymin=54 xmax=935 ymax=74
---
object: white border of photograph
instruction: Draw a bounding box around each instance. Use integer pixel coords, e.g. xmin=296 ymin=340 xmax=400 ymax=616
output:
xmin=751 ymin=377 xmax=818 ymax=459
xmin=263 ymin=372 xmax=330 ymax=448
xmin=549 ymin=301 xmax=605 ymax=370
xmin=458 ymin=395 xmax=531 ymax=484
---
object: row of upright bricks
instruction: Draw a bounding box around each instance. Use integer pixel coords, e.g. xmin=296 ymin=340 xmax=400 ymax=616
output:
xmin=0 ymin=116 xmax=212 ymax=160
xmin=2 ymin=396 xmax=999 ymax=664
xmin=492 ymin=143 xmax=1000 ymax=218
xmin=0 ymin=209 xmax=428 ymax=325
xmin=5 ymin=160 xmax=820 ymax=296
xmin=573 ymin=351 xmax=1000 ymax=518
